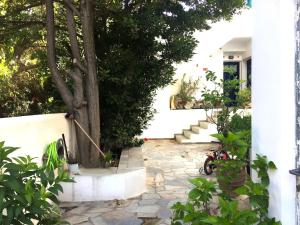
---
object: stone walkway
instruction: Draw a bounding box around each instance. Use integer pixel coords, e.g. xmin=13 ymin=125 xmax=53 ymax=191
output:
xmin=61 ymin=140 xmax=216 ymax=225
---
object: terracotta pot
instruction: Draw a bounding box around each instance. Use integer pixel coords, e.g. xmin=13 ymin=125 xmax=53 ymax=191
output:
xmin=216 ymin=166 xmax=246 ymax=196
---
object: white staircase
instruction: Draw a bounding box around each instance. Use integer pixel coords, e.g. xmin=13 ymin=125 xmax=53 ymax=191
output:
xmin=175 ymin=119 xmax=219 ymax=144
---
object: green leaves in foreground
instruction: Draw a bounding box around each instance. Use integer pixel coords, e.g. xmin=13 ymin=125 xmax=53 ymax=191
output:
xmin=171 ymin=155 xmax=281 ymax=225
xmin=0 ymin=141 xmax=72 ymax=225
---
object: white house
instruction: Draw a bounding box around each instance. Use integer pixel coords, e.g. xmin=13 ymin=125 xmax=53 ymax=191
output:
xmin=141 ymin=6 xmax=253 ymax=142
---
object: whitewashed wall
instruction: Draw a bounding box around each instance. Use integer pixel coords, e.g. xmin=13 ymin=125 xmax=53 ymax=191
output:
xmin=0 ymin=113 xmax=71 ymax=165
xmin=141 ymin=109 xmax=207 ymax=139
xmin=252 ymin=0 xmax=296 ymax=224
xmin=171 ymin=8 xmax=253 ymax=96
xmin=142 ymin=8 xmax=253 ymax=138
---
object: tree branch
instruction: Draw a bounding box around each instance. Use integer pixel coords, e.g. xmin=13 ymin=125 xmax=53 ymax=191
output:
xmin=0 ymin=1 xmax=45 ymax=19
xmin=14 ymin=64 xmax=40 ymax=76
xmin=46 ymin=0 xmax=74 ymax=110
xmin=63 ymin=0 xmax=80 ymax=17
xmin=73 ymin=58 xmax=88 ymax=74
xmin=64 ymin=0 xmax=87 ymax=74
xmin=0 ymin=20 xmax=45 ymax=31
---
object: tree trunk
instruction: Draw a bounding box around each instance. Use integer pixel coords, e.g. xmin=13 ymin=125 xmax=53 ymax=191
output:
xmin=80 ymin=0 xmax=101 ymax=167
xmin=46 ymin=0 xmax=101 ymax=168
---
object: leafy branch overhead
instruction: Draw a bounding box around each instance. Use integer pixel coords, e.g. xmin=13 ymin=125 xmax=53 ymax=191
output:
xmin=0 ymin=1 xmax=246 ymax=164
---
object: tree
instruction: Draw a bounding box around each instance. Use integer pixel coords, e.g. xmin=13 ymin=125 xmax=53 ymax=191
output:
xmin=0 ymin=0 xmax=101 ymax=167
xmin=94 ymin=0 xmax=246 ymax=151
xmin=0 ymin=0 xmax=245 ymax=167
xmin=45 ymin=0 xmax=100 ymax=167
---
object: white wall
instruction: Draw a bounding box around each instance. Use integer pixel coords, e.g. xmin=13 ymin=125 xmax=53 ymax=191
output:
xmin=171 ymin=8 xmax=254 ymax=94
xmin=141 ymin=109 xmax=207 ymax=139
xmin=142 ymin=85 xmax=207 ymax=138
xmin=252 ymin=0 xmax=296 ymax=224
xmin=0 ymin=113 xmax=71 ymax=164
xmin=142 ymin=9 xmax=253 ymax=138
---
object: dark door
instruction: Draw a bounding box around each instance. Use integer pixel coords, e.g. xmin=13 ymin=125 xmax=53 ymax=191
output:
xmin=246 ymin=58 xmax=251 ymax=88
xmin=223 ymin=62 xmax=240 ymax=106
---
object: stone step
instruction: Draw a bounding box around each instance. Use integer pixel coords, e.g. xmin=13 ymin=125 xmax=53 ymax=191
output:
xmin=184 ymin=128 xmax=218 ymax=141
xmin=199 ymin=121 xmax=217 ymax=131
xmin=192 ymin=125 xmax=217 ymax=136
xmin=183 ymin=130 xmax=198 ymax=139
xmin=174 ymin=113 xmax=219 ymax=144
xmin=191 ymin=125 xmax=202 ymax=133
xmin=175 ymin=134 xmax=218 ymax=144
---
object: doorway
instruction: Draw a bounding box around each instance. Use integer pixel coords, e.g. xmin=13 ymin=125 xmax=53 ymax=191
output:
xmin=223 ymin=61 xmax=240 ymax=106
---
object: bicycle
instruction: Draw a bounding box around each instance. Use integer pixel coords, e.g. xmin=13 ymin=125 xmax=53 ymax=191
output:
xmin=202 ymin=144 xmax=229 ymax=175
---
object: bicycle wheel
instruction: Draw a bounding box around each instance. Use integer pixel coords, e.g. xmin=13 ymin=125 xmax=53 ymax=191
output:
xmin=204 ymin=157 xmax=215 ymax=175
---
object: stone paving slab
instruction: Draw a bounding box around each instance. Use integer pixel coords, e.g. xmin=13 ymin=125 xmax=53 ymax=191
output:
xmin=60 ymin=140 xmax=223 ymax=225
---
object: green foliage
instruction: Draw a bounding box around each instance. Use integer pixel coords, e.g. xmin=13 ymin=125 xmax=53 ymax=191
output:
xmin=0 ymin=3 xmax=66 ymax=117
xmin=0 ymin=67 xmax=66 ymax=118
xmin=235 ymin=155 xmax=278 ymax=224
xmin=202 ymin=197 xmax=258 ymax=225
xmin=211 ymin=132 xmax=248 ymax=190
xmin=188 ymin=178 xmax=217 ymax=211
xmin=104 ymin=151 xmax=113 ymax=166
xmin=171 ymin=177 xmax=216 ymax=225
xmin=93 ymin=0 xmax=244 ymax=151
xmin=251 ymin=154 xmax=277 ymax=186
xmin=229 ymin=114 xmax=251 ymax=133
xmin=0 ymin=141 xmax=72 ymax=224
xmin=201 ymin=70 xmax=250 ymax=135
xmin=174 ymin=74 xmax=200 ymax=109
xmin=237 ymin=88 xmax=251 ymax=108
xmin=44 ymin=141 xmax=64 ymax=171
xmin=171 ymin=155 xmax=281 ymax=225
xmin=212 ymin=132 xmax=248 ymax=161
xmin=229 ymin=115 xmax=251 ymax=147
xmin=0 ymin=1 xmax=245 ymax=153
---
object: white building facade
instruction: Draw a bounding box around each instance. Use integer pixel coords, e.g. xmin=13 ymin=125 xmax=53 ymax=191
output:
xmin=142 ymin=7 xmax=253 ymax=139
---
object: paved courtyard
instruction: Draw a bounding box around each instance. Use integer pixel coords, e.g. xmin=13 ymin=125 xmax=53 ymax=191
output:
xmin=61 ymin=139 xmax=216 ymax=225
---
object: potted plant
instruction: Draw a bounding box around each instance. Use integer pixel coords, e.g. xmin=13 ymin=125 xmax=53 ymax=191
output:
xmin=60 ymin=135 xmax=80 ymax=174
xmin=174 ymin=74 xmax=200 ymax=109
xmin=67 ymin=153 xmax=80 ymax=174
xmin=171 ymin=155 xmax=280 ymax=225
xmin=211 ymin=132 xmax=249 ymax=196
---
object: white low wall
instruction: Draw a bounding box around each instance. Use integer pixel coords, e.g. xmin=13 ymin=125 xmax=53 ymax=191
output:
xmin=0 ymin=113 xmax=70 ymax=164
xmin=59 ymin=168 xmax=146 ymax=201
xmin=141 ymin=109 xmax=207 ymax=139
xmin=0 ymin=113 xmax=146 ymax=201
xmin=59 ymin=147 xmax=146 ymax=201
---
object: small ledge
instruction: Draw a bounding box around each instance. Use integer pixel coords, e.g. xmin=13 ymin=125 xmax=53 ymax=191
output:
xmin=59 ymin=146 xmax=146 ymax=202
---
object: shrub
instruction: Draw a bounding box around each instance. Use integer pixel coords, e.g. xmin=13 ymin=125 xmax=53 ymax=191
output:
xmin=229 ymin=114 xmax=251 ymax=147
xmin=171 ymin=155 xmax=281 ymax=225
xmin=229 ymin=114 xmax=251 ymax=133
xmin=0 ymin=141 xmax=72 ymax=224
xmin=201 ymin=70 xmax=251 ymax=136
